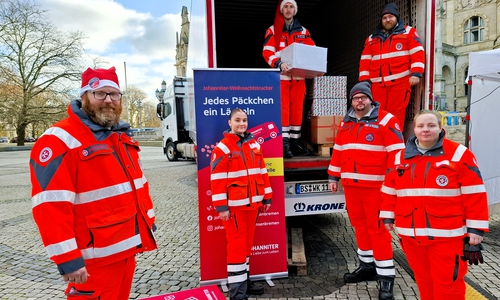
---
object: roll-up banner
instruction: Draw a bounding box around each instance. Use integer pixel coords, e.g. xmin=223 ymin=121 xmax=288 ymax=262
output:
xmin=194 ymin=69 xmax=287 ymax=285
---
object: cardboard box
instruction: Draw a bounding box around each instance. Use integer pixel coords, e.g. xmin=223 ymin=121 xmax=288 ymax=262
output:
xmin=280 ymin=43 xmax=327 ymax=78
xmin=309 ymin=115 xmax=344 ymax=144
xmin=138 ymin=285 xmax=225 ymax=300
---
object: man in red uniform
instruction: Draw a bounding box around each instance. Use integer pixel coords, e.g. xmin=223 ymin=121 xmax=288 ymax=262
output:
xmin=263 ymin=0 xmax=315 ymax=158
xmin=30 ymin=67 xmax=157 ymax=299
xmin=328 ymin=82 xmax=405 ymax=300
xmin=359 ymin=3 xmax=425 ymax=128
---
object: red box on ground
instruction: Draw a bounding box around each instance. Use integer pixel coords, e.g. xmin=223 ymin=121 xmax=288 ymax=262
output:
xmin=138 ymin=285 xmax=225 ymax=300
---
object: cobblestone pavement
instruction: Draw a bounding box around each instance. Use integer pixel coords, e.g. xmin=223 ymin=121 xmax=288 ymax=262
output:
xmin=0 ymin=147 xmax=499 ymax=300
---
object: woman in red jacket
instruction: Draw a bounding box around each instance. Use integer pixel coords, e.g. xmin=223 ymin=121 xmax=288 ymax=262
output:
xmin=380 ymin=110 xmax=489 ymax=300
xmin=210 ymin=108 xmax=272 ymax=300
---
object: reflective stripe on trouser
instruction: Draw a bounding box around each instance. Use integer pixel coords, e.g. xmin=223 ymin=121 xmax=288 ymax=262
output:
xmin=223 ymin=209 xmax=260 ymax=300
xmin=64 ymin=256 xmax=136 ymax=300
xmin=344 ymin=186 xmax=395 ymax=277
xmin=371 ymin=82 xmax=411 ymax=126
xmin=280 ymin=79 xmax=306 ymax=138
xmin=401 ymin=236 xmax=467 ymax=300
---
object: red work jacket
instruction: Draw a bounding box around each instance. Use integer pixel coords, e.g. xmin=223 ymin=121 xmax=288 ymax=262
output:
xmin=359 ymin=24 xmax=425 ymax=86
xmin=210 ymin=132 xmax=272 ymax=212
xmin=328 ymin=104 xmax=405 ymax=188
xmin=380 ymin=132 xmax=489 ymax=239
xmin=30 ymin=100 xmax=157 ymax=275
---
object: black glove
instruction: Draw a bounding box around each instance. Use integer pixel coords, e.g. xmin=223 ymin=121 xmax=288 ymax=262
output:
xmin=461 ymin=237 xmax=485 ymax=265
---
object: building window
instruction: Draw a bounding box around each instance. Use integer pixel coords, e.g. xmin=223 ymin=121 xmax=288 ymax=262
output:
xmin=463 ymin=17 xmax=484 ymax=44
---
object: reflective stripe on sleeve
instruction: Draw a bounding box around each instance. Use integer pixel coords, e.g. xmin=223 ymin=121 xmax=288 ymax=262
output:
xmin=381 ymin=185 xmax=396 ymax=195
xmin=380 ymin=210 xmax=395 ymax=219
xmin=461 ymin=184 xmax=486 ymax=194
xmin=32 ymin=190 xmax=75 ymax=208
xmin=46 ymin=238 xmax=78 ymax=257
xmin=466 ymin=219 xmax=489 ymax=229
xmin=81 ymin=234 xmax=142 ymax=260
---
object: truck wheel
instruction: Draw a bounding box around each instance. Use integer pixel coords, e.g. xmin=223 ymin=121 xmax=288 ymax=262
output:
xmin=166 ymin=142 xmax=178 ymax=161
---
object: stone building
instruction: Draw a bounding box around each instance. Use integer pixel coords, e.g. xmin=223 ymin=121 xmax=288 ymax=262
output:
xmin=434 ymin=0 xmax=500 ymax=113
xmin=175 ymin=6 xmax=189 ymax=77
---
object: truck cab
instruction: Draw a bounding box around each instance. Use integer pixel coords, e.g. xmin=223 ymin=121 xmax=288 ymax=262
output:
xmin=156 ymin=76 xmax=196 ymax=161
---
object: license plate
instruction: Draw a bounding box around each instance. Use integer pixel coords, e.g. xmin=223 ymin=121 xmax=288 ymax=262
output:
xmin=295 ymin=182 xmax=330 ymax=194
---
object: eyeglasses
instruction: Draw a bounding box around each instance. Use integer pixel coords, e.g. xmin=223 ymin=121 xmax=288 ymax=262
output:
xmin=352 ymin=96 xmax=369 ymax=102
xmin=91 ymin=91 xmax=123 ymax=101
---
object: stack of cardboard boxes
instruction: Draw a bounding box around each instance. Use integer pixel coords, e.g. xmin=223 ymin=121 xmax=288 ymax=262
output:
xmin=305 ymin=76 xmax=347 ymax=156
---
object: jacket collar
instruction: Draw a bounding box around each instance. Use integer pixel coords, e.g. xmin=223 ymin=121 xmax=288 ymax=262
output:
xmin=344 ymin=101 xmax=380 ymax=123
xmin=404 ymin=129 xmax=446 ymax=159
xmin=372 ymin=22 xmax=405 ymax=39
xmin=70 ymin=99 xmax=132 ymax=140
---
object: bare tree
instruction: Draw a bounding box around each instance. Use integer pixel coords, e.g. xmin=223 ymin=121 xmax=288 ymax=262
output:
xmin=124 ymin=86 xmax=148 ymax=128
xmin=141 ymin=101 xmax=161 ymax=128
xmin=0 ymin=0 xmax=86 ymax=145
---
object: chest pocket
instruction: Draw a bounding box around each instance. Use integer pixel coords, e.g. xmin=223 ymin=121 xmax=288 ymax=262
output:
xmin=389 ymin=35 xmax=410 ymax=67
xmin=78 ymin=144 xmax=114 ymax=161
xmin=355 ymin=125 xmax=384 ymax=167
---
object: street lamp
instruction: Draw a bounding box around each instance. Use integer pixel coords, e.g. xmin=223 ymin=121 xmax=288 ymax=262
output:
xmin=137 ymin=99 xmax=143 ymax=129
xmin=155 ymin=80 xmax=166 ymax=103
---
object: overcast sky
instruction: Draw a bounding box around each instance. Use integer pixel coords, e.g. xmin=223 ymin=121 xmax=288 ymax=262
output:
xmin=39 ymin=0 xmax=192 ymax=103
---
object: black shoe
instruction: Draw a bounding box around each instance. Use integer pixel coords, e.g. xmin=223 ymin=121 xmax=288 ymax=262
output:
xmin=283 ymin=146 xmax=293 ymax=158
xmin=343 ymin=266 xmax=377 ymax=283
xmin=290 ymin=143 xmax=310 ymax=156
xmin=378 ymin=279 xmax=394 ymax=300
xmin=246 ymin=281 xmax=264 ymax=295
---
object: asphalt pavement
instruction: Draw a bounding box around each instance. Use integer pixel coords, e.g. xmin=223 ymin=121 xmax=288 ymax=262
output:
xmin=0 ymin=146 xmax=499 ymax=300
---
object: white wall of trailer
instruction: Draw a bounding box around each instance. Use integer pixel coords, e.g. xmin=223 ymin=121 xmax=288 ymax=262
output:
xmin=467 ymin=49 xmax=500 ymax=215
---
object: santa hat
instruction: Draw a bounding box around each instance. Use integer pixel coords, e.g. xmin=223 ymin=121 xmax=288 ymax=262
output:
xmin=280 ymin=0 xmax=298 ymax=15
xmin=79 ymin=67 xmax=121 ymax=97
xmin=273 ymin=0 xmax=299 ymax=50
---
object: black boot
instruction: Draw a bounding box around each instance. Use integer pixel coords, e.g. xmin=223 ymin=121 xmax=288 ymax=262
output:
xmin=343 ymin=262 xmax=377 ymax=283
xmin=229 ymin=281 xmax=248 ymax=300
xmin=246 ymin=280 xmax=264 ymax=295
xmin=378 ymin=277 xmax=395 ymax=300
xmin=283 ymin=138 xmax=293 ymax=158
xmin=290 ymin=138 xmax=310 ymax=156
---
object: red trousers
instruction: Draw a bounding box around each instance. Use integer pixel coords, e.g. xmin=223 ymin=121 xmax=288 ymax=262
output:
xmin=223 ymin=209 xmax=259 ymax=265
xmin=280 ymin=79 xmax=306 ymax=138
xmin=64 ymin=256 xmax=136 ymax=300
xmin=401 ymin=236 xmax=468 ymax=300
xmin=371 ymin=82 xmax=411 ymax=126
xmin=344 ymin=186 xmax=394 ymax=273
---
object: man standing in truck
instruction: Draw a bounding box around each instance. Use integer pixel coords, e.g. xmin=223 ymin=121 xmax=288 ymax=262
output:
xmin=262 ymin=0 xmax=315 ymax=158
xmin=328 ymin=82 xmax=405 ymax=300
xmin=359 ymin=3 xmax=425 ymax=128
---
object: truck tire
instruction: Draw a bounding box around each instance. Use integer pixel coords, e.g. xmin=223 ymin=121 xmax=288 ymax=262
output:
xmin=166 ymin=142 xmax=178 ymax=161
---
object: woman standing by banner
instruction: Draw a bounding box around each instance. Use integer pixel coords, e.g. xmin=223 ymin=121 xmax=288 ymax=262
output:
xmin=210 ymin=108 xmax=273 ymax=300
